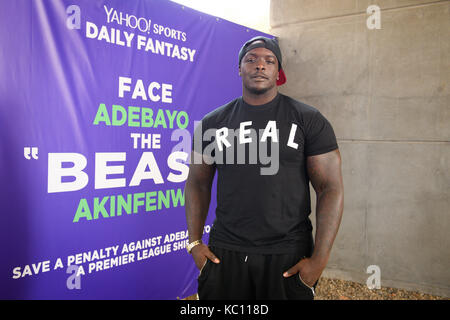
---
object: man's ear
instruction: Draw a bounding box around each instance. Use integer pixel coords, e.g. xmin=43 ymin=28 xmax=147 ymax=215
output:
xmin=238 ymin=66 xmax=241 ymax=77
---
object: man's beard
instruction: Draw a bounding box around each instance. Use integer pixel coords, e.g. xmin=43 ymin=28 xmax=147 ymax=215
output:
xmin=244 ymin=82 xmax=275 ymax=95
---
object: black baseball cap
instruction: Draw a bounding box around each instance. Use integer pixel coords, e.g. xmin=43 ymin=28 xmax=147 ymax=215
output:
xmin=238 ymin=36 xmax=286 ymax=86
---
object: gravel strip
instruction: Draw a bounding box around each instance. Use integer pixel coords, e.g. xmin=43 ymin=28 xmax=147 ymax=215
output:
xmin=315 ymin=277 xmax=448 ymax=300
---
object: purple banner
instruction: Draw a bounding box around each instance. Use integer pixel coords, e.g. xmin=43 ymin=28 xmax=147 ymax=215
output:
xmin=0 ymin=0 xmax=271 ymax=299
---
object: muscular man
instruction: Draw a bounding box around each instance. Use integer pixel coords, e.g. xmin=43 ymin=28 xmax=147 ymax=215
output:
xmin=185 ymin=36 xmax=344 ymax=300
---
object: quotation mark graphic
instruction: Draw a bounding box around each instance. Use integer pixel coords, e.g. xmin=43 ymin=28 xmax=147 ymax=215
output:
xmin=24 ymin=147 xmax=39 ymax=160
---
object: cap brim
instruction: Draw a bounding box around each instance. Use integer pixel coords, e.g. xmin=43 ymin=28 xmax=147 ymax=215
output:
xmin=277 ymin=68 xmax=286 ymax=86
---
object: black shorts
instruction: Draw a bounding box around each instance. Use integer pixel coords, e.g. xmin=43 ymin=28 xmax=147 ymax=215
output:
xmin=197 ymin=246 xmax=317 ymax=300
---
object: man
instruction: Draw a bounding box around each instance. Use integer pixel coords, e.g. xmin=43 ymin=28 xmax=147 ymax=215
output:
xmin=185 ymin=36 xmax=344 ymax=300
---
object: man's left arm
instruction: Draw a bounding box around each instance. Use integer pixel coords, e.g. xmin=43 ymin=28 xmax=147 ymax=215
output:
xmin=283 ymin=149 xmax=344 ymax=286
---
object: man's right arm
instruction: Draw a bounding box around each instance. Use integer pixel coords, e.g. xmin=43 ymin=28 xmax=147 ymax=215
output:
xmin=185 ymin=151 xmax=220 ymax=269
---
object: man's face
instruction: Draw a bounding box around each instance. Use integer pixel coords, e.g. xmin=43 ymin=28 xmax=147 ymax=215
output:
xmin=239 ymin=45 xmax=279 ymax=95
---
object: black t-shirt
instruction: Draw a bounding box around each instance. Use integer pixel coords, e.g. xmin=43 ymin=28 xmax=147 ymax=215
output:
xmin=192 ymin=93 xmax=338 ymax=254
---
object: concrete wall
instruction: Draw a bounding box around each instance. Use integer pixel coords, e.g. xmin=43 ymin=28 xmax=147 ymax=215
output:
xmin=270 ymin=0 xmax=450 ymax=297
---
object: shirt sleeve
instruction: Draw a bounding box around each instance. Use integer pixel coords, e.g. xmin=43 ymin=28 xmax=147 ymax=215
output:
xmin=304 ymin=111 xmax=338 ymax=156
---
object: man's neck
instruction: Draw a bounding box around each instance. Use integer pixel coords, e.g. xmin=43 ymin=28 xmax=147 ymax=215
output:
xmin=242 ymin=88 xmax=278 ymax=106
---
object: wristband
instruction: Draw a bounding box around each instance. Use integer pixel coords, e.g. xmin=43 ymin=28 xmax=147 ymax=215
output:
xmin=187 ymin=240 xmax=202 ymax=254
